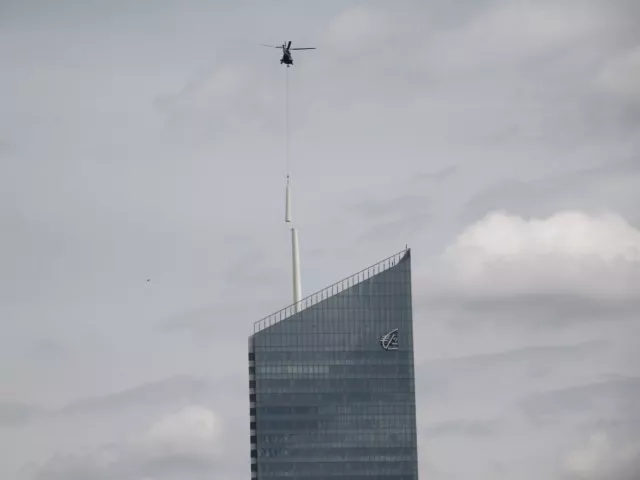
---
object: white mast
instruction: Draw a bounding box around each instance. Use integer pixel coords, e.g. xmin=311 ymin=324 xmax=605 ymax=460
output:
xmin=285 ymin=175 xmax=302 ymax=309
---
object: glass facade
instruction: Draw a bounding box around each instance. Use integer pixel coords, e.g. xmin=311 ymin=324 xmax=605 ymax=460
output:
xmin=248 ymin=249 xmax=418 ymax=480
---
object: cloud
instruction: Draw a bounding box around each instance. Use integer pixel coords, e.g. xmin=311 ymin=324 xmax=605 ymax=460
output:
xmin=425 ymin=0 xmax=613 ymax=75
xmin=59 ymin=375 xmax=211 ymax=416
xmin=324 ymin=5 xmax=392 ymax=58
xmin=597 ymin=45 xmax=640 ymax=102
xmin=348 ymin=194 xmax=431 ymax=219
xmin=356 ymin=212 xmax=432 ymax=244
xmin=344 ymin=168 xmax=455 ymax=221
xmin=158 ymin=64 xmax=251 ymax=113
xmin=0 ymin=375 xmax=211 ymax=429
xmin=423 ymin=294 xmax=640 ymax=331
xmin=447 ymin=211 xmax=640 ymax=261
xmin=421 ymin=341 xmax=608 ymax=374
xmin=133 ymin=406 xmax=221 ymax=461
xmin=424 ymin=419 xmax=503 ymax=438
xmin=429 ymin=211 xmax=640 ymax=299
xmin=414 ymin=341 xmax=616 ymax=422
xmin=155 ymin=62 xmax=277 ymax=136
xmin=564 ymin=432 xmax=640 ymax=479
xmin=29 ymin=406 xmax=226 ymax=480
xmin=519 ymin=377 xmax=640 ymax=431
xmin=476 ymin=2 xmax=604 ymax=46
xmin=0 ymin=403 xmax=41 ymax=428
xmin=410 ymin=166 xmax=458 ymax=187
xmin=461 ymin=160 xmax=640 ymax=228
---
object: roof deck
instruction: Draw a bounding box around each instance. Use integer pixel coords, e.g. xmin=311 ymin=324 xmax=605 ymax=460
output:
xmin=252 ymin=247 xmax=410 ymax=334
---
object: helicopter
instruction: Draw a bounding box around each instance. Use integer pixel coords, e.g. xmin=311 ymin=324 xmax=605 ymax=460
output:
xmin=261 ymin=41 xmax=316 ymax=67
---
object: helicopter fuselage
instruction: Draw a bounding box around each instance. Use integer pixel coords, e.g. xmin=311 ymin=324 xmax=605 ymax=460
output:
xmin=281 ymin=50 xmax=293 ymax=65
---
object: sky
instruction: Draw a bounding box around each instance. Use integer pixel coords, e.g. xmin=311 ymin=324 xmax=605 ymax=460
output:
xmin=1 ymin=0 xmax=639 ymax=478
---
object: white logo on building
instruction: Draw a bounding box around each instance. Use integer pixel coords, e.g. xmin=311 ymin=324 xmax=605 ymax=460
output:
xmin=379 ymin=329 xmax=399 ymax=351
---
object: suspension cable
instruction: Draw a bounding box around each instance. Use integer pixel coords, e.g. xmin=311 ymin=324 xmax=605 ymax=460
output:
xmin=285 ymin=66 xmax=290 ymax=177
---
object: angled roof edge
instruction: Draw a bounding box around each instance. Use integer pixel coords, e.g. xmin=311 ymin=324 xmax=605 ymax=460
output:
xmin=252 ymin=247 xmax=410 ymax=335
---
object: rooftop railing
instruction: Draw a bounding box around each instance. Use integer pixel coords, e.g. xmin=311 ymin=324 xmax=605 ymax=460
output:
xmin=253 ymin=247 xmax=410 ymax=334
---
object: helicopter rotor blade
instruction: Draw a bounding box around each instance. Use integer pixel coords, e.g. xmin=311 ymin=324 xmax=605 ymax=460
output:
xmin=261 ymin=44 xmax=282 ymax=49
xmin=290 ymin=47 xmax=316 ymax=50
xmin=287 ymin=40 xmax=292 ymax=50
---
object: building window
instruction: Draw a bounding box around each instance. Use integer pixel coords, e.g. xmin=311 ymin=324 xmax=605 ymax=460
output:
xmin=248 ymin=353 xmax=255 ymax=361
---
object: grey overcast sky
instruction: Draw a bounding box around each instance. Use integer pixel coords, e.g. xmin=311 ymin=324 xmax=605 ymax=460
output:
xmin=1 ymin=0 xmax=639 ymax=478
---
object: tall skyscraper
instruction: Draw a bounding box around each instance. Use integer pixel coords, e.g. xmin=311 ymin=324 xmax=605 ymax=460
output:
xmin=248 ymin=248 xmax=419 ymax=479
